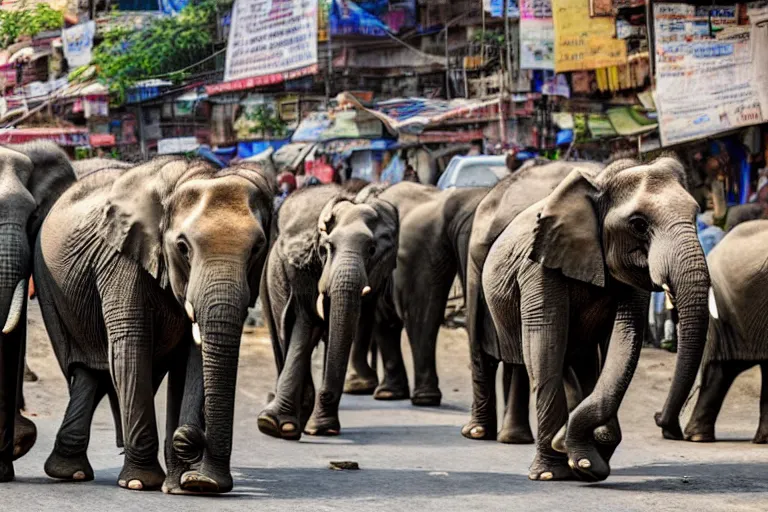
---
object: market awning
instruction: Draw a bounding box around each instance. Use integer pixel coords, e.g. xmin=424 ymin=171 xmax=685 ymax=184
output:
xmin=337 ymin=93 xmax=504 ymax=135
xmin=0 ymin=127 xmax=90 ymax=146
xmin=321 ymin=138 xmax=398 ymax=156
xmin=292 ymin=109 xmax=385 ymax=142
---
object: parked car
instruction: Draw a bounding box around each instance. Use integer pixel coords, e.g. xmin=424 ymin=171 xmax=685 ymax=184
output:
xmin=436 ymin=155 xmax=510 ymax=190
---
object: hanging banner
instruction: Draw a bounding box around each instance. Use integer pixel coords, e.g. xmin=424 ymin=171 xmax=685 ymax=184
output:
xmin=654 ymin=4 xmax=767 ymax=146
xmin=331 ymin=0 xmax=390 ymax=36
xmin=319 ymin=0 xmax=330 ymax=42
xmin=61 ymin=21 xmax=96 ymax=69
xmin=551 ymin=0 xmax=627 ymax=72
xmin=520 ymin=0 xmax=554 ymax=69
xmin=216 ymin=0 xmax=318 ymax=94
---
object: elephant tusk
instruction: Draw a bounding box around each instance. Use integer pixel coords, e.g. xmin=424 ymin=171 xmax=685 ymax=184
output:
xmin=184 ymin=301 xmax=195 ymax=322
xmin=192 ymin=322 xmax=202 ymax=346
xmin=662 ymin=283 xmax=675 ymax=309
xmin=3 ymin=280 xmax=26 ymax=334
xmin=316 ymin=293 xmax=325 ymax=321
xmin=361 ymin=286 xmax=371 ymax=297
xmin=708 ymin=287 xmax=719 ymax=320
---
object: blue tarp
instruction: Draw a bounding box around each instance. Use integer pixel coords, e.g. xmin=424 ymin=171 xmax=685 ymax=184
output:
xmin=236 ymin=140 xmax=290 ymax=160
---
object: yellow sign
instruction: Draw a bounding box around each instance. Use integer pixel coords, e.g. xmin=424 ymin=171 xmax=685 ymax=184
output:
xmin=318 ymin=0 xmax=330 ymax=43
xmin=551 ymin=0 xmax=627 ymax=72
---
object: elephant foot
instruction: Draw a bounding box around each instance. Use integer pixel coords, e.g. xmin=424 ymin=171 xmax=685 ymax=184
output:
xmin=13 ymin=413 xmax=37 ymax=460
xmin=178 ymin=467 xmax=233 ymax=494
xmin=411 ymin=389 xmax=442 ymax=407
xmin=566 ymin=444 xmax=611 ymax=482
xmin=498 ymin=425 xmax=534 ymax=445
xmin=305 ymin=415 xmax=341 ymax=437
xmin=343 ymin=373 xmax=378 ymax=395
xmin=753 ymin=430 xmax=768 ymax=444
xmin=44 ymin=448 xmax=93 ymax=481
xmin=117 ymin=460 xmax=165 ymax=491
xmin=654 ymin=412 xmax=684 ymax=440
xmin=172 ymin=425 xmax=206 ymax=464
xmin=373 ymin=380 xmax=410 ymax=401
xmin=461 ymin=421 xmax=497 ymax=441
xmin=23 ymin=364 xmax=39 ymax=382
xmin=257 ymin=405 xmax=302 ymax=441
xmin=684 ymin=423 xmax=715 ymax=443
xmin=528 ymin=453 xmax=574 ymax=481
xmin=0 ymin=459 xmax=14 ymax=483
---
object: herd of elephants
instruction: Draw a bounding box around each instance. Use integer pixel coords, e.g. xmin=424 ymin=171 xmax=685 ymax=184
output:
xmin=0 ymin=141 xmax=766 ymax=495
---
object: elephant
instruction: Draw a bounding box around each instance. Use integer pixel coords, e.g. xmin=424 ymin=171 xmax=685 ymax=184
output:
xmin=461 ymin=160 xmax=586 ymax=444
xmin=259 ymin=184 xmax=399 ymax=440
xmin=680 ymin=220 xmax=768 ymax=443
xmin=34 ymin=156 xmax=275 ymax=493
xmin=473 ymin=156 xmax=709 ymax=482
xmin=0 ymin=142 xmax=77 ymax=483
xmin=343 ymin=182 xmax=489 ymax=408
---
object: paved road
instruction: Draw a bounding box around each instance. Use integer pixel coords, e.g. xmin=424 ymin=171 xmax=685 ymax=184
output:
xmin=5 ymin=303 xmax=768 ymax=511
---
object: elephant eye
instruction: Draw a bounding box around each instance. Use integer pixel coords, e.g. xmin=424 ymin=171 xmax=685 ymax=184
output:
xmin=368 ymin=244 xmax=376 ymax=257
xmin=177 ymin=237 xmax=191 ymax=261
xmin=629 ymin=216 xmax=650 ymax=237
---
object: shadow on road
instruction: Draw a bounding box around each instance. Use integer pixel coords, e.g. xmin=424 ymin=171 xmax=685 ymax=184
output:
xmin=601 ymin=463 xmax=768 ymax=493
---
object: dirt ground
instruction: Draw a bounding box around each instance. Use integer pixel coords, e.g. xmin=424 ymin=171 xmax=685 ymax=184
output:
xmin=10 ymin=300 xmax=768 ymax=511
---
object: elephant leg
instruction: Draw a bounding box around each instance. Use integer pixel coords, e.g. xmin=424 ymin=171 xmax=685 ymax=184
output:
xmin=404 ymin=295 xmax=449 ymax=407
xmin=461 ymin=349 xmax=499 ymax=441
xmin=258 ymin=314 xmax=313 ymax=441
xmin=684 ymin=361 xmax=744 ymax=442
xmin=754 ymin=363 xmax=768 ymax=444
xmin=105 ymin=301 xmax=165 ymax=491
xmin=498 ymin=363 xmax=534 ymax=444
xmin=344 ymin=300 xmax=378 ymax=396
xmin=344 ymin=331 xmax=377 ymax=395
xmin=373 ymin=312 xmax=409 ymax=401
xmin=0 ymin=297 xmax=27 ymax=482
xmin=13 ymin=312 xmax=36 ymax=463
xmin=44 ymin=367 xmax=106 ymax=481
xmin=163 ymin=341 xmax=204 ymax=494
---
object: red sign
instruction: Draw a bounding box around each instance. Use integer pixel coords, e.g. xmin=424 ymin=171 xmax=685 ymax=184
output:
xmin=205 ymin=64 xmax=318 ymax=96
xmin=0 ymin=128 xmax=89 ymax=146
xmin=90 ymin=133 xmax=117 ymax=147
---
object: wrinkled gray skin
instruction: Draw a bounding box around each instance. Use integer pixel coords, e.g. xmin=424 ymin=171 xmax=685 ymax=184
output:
xmin=343 ymin=182 xmax=490 ymax=408
xmin=72 ymin=157 xmax=132 ymax=179
xmin=683 ymin=220 xmax=768 ymax=443
xmin=476 ymin=157 xmax=709 ymax=482
xmin=0 ymin=142 xmax=77 ymax=483
xmin=34 ymin=157 xmax=274 ymax=493
xmin=259 ymin=185 xmax=398 ymax=440
xmin=462 ymin=160 xmax=585 ymax=444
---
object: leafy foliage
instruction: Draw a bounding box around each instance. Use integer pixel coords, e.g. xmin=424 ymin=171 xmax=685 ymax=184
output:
xmin=89 ymin=0 xmax=218 ymax=104
xmin=0 ymin=4 xmax=64 ymax=50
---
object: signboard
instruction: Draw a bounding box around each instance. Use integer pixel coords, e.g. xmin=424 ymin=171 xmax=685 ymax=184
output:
xmin=158 ymin=137 xmax=200 ymax=155
xmin=654 ymin=4 xmax=768 ymax=145
xmin=218 ymin=0 xmax=318 ymax=93
xmin=62 ymin=21 xmax=96 ymax=69
xmin=551 ymin=0 xmax=627 ymax=72
xmin=520 ymin=0 xmax=554 ymax=69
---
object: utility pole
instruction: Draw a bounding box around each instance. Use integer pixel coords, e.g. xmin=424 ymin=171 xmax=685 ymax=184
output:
xmin=325 ymin=1 xmax=333 ymax=105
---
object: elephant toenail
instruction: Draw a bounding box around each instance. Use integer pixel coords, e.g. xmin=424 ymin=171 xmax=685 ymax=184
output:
xmin=282 ymin=423 xmax=296 ymax=433
xmin=568 ymin=459 xmax=576 ymax=470
xmin=578 ymin=459 xmax=591 ymax=469
xmin=128 ymin=480 xmax=143 ymax=490
xmin=470 ymin=427 xmax=485 ymax=438
xmin=73 ymin=471 xmax=86 ymax=480
xmin=118 ymin=479 xmax=126 ymax=487
xmin=540 ymin=472 xmax=553 ymax=481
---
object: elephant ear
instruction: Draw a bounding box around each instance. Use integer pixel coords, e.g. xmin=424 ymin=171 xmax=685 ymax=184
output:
xmin=14 ymin=141 xmax=77 ymax=235
xmin=98 ymin=158 xmax=188 ymax=282
xmin=529 ymin=167 xmax=606 ymax=288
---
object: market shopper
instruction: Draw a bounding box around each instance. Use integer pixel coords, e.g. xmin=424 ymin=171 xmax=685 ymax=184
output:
xmin=274 ymin=171 xmax=297 ymax=212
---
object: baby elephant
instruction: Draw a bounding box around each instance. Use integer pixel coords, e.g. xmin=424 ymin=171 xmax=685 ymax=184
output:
xmin=35 ymin=158 xmax=274 ymax=493
xmin=682 ymin=220 xmax=768 ymax=443
xmin=259 ymin=184 xmax=398 ymax=439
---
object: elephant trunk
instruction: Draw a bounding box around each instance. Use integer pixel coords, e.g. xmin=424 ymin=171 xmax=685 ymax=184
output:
xmin=653 ymin=225 xmax=710 ymax=439
xmin=192 ymin=263 xmax=249 ymax=492
xmin=318 ymin=255 xmax=365 ymax=417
